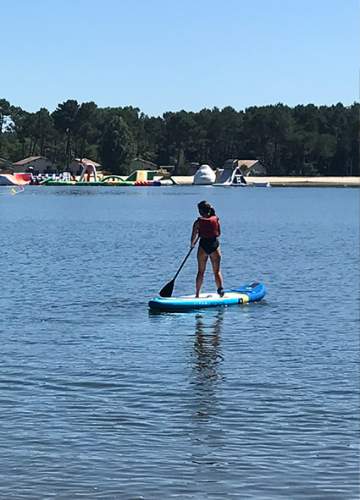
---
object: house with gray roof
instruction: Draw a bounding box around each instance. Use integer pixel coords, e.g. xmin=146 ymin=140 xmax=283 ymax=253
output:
xmin=12 ymin=156 xmax=54 ymax=173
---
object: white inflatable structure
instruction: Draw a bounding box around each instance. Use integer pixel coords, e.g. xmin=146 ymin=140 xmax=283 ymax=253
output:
xmin=193 ymin=164 xmax=216 ymax=185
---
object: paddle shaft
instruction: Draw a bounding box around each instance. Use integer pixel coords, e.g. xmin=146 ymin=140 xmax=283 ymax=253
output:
xmin=159 ymin=238 xmax=199 ymax=297
xmin=172 ymin=245 xmax=195 ymax=281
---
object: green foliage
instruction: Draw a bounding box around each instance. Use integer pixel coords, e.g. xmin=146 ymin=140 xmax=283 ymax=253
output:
xmin=99 ymin=115 xmax=136 ymax=174
xmin=0 ymin=97 xmax=358 ymax=176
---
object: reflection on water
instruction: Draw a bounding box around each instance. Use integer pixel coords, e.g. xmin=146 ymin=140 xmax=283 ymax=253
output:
xmin=190 ymin=312 xmax=226 ymax=468
xmin=0 ymin=187 xmax=359 ymax=498
xmin=193 ymin=311 xmax=224 ymax=387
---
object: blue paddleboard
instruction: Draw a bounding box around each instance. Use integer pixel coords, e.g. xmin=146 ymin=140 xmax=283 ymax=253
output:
xmin=149 ymin=282 xmax=266 ymax=312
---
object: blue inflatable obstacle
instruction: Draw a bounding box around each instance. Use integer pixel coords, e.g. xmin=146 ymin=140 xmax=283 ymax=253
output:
xmin=148 ymin=282 xmax=266 ymax=312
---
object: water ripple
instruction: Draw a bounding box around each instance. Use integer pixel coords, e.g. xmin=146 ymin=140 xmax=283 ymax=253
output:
xmin=0 ymin=187 xmax=359 ymax=498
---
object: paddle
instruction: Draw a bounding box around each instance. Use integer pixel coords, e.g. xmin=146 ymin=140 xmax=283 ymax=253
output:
xmin=159 ymin=243 xmax=197 ymax=297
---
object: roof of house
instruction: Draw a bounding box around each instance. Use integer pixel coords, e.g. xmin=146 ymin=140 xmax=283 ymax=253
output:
xmin=13 ymin=156 xmax=47 ymax=166
xmin=223 ymin=159 xmax=260 ymax=168
xmin=131 ymin=157 xmax=158 ymax=168
xmin=159 ymin=165 xmax=176 ymax=171
xmin=236 ymin=160 xmax=259 ymax=168
xmin=221 ymin=159 xmax=266 ymax=175
xmin=0 ymin=157 xmax=13 ymax=165
xmin=0 ymin=157 xmax=14 ymax=173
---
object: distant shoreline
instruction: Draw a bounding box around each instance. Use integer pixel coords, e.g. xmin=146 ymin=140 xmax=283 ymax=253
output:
xmin=172 ymin=176 xmax=360 ymax=187
xmin=250 ymin=176 xmax=360 ymax=187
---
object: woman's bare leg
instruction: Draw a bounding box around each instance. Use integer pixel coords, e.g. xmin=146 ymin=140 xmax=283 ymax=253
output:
xmin=196 ymin=247 xmax=208 ymax=297
xmin=210 ymin=248 xmax=224 ymax=291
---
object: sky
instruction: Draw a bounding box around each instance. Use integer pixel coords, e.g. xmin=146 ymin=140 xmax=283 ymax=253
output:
xmin=1 ymin=0 xmax=359 ymax=116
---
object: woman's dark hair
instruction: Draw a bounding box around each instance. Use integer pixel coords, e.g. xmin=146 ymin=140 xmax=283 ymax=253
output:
xmin=198 ymin=200 xmax=215 ymax=217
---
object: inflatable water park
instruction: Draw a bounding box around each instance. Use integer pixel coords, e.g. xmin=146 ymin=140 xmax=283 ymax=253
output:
xmin=0 ymin=160 xmax=270 ymax=188
xmin=1 ymin=157 xmax=359 ymax=188
xmin=39 ymin=169 xmax=174 ymax=187
xmin=0 ymin=168 xmax=174 ymax=187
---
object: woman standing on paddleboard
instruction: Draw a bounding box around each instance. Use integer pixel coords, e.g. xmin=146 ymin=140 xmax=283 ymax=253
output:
xmin=191 ymin=200 xmax=224 ymax=298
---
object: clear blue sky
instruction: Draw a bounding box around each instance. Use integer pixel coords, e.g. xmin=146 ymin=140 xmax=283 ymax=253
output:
xmin=2 ymin=0 xmax=359 ymax=116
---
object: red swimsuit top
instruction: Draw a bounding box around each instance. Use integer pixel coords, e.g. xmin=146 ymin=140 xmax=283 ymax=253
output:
xmin=198 ymin=216 xmax=220 ymax=239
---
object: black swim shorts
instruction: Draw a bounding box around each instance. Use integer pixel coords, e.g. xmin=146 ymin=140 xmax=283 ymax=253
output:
xmin=199 ymin=237 xmax=219 ymax=255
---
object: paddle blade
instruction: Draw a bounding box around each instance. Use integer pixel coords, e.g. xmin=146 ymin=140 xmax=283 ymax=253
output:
xmin=159 ymin=280 xmax=175 ymax=297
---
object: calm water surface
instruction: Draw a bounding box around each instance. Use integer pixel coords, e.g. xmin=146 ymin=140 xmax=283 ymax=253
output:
xmin=0 ymin=186 xmax=359 ymax=499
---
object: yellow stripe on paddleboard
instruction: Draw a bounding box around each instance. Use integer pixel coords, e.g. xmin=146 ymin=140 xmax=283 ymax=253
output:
xmin=238 ymin=294 xmax=250 ymax=303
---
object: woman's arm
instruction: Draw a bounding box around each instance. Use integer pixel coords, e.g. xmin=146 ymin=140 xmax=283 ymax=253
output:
xmin=191 ymin=220 xmax=199 ymax=247
xmin=218 ymin=217 xmax=221 ymax=236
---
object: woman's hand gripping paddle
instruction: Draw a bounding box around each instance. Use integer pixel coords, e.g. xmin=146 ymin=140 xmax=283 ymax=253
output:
xmin=159 ymin=242 xmax=197 ymax=297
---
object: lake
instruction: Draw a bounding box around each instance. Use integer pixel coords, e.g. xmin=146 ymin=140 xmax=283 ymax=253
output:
xmin=0 ymin=185 xmax=359 ymax=499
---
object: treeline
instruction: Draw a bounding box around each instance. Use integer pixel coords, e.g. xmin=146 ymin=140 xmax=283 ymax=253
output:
xmin=0 ymin=98 xmax=359 ymax=175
